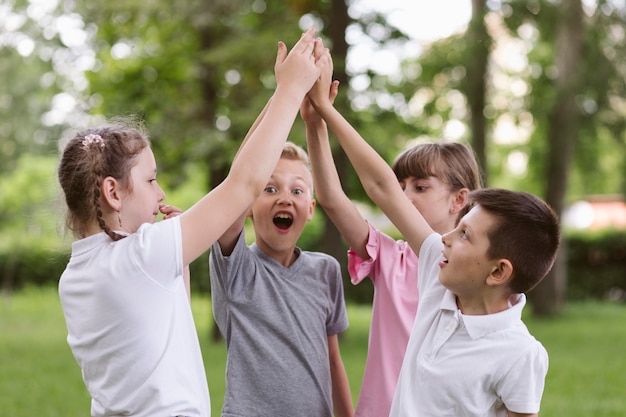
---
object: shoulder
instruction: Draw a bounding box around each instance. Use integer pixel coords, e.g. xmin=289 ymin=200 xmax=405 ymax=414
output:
xmin=301 ymin=250 xmax=340 ymax=267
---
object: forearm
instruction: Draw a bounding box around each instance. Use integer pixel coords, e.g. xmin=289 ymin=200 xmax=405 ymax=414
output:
xmin=314 ymin=102 xmax=432 ymax=254
xmin=306 ymin=121 xmax=369 ymax=258
xmin=328 ymin=335 xmax=354 ymax=417
xmin=229 ymin=86 xmax=303 ymax=196
xmin=315 ymin=103 xmax=400 ymax=210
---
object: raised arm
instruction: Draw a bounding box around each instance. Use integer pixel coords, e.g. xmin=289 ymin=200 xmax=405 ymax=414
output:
xmin=179 ymin=29 xmax=323 ymax=265
xmin=309 ymin=55 xmax=433 ymax=255
xmin=302 ymin=54 xmax=370 ymax=259
xmin=215 ymin=94 xmax=276 ymax=255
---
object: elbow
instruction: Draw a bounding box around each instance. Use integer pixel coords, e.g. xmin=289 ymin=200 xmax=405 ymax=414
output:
xmin=364 ymin=178 xmax=396 ymax=206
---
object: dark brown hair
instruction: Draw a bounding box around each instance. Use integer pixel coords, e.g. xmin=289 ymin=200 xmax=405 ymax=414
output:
xmin=469 ymin=188 xmax=561 ymax=293
xmin=392 ymin=142 xmax=483 ymax=222
xmin=58 ymin=124 xmax=149 ymax=241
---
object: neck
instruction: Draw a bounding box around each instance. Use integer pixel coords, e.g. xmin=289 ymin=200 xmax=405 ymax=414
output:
xmin=257 ymin=244 xmax=299 ymax=267
xmin=455 ymin=293 xmax=511 ymax=315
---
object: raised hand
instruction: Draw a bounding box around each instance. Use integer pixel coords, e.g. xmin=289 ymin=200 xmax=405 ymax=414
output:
xmin=307 ymin=45 xmax=336 ymax=115
xmin=274 ymin=28 xmax=322 ymax=100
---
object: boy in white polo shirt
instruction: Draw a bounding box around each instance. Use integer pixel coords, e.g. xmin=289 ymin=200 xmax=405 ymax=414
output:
xmin=306 ymin=49 xmax=560 ymax=416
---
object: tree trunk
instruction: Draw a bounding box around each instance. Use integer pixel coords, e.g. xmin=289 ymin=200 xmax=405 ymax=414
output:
xmin=466 ymin=0 xmax=490 ymax=184
xmin=530 ymin=0 xmax=584 ymax=316
xmin=318 ymin=0 xmax=353 ymax=281
xmin=198 ymin=21 xmax=228 ymax=342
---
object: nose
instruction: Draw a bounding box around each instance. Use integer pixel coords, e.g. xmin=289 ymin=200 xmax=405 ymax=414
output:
xmin=275 ymin=190 xmax=293 ymax=205
xmin=157 ymin=183 xmax=166 ymax=203
xmin=441 ymin=231 xmax=450 ymax=246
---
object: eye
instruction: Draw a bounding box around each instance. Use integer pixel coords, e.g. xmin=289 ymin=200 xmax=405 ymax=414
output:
xmin=415 ymin=185 xmax=427 ymax=192
xmin=460 ymin=229 xmax=469 ymax=239
xmin=292 ymin=188 xmax=303 ymax=196
xmin=264 ymin=186 xmax=277 ymax=194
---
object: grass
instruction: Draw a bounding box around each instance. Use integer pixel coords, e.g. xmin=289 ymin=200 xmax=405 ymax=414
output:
xmin=1 ymin=287 xmax=625 ymax=416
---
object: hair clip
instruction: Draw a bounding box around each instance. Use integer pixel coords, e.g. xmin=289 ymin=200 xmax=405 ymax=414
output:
xmin=82 ymin=134 xmax=105 ymax=149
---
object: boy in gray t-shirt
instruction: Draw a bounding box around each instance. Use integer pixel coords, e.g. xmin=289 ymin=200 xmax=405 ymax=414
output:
xmin=209 ymin=142 xmax=353 ymax=417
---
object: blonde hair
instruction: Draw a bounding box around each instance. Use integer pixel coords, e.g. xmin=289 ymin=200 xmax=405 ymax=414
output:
xmin=280 ymin=141 xmax=314 ymax=196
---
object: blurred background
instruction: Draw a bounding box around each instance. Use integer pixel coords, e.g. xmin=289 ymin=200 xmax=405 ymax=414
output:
xmin=1 ymin=0 xmax=625 ymax=316
xmin=2 ymin=1 xmax=626 ymax=415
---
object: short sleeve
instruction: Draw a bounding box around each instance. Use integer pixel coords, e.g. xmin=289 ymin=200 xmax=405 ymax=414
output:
xmin=348 ymin=221 xmax=417 ymax=287
xmin=498 ymin=342 xmax=549 ymax=413
xmin=417 ymin=232 xmax=445 ymax=296
xmin=347 ymin=226 xmax=377 ymax=285
xmin=326 ymin=257 xmax=349 ymax=336
xmin=130 ymin=217 xmax=183 ymax=289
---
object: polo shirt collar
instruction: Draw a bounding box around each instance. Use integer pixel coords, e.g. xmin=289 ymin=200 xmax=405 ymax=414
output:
xmin=440 ymin=291 xmax=526 ymax=340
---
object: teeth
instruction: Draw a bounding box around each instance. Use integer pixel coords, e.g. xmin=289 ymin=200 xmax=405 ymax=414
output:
xmin=274 ymin=213 xmax=292 ymax=219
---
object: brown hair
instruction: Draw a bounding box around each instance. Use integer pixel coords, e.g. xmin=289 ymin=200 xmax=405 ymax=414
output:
xmin=58 ymin=124 xmax=150 ymax=241
xmin=392 ymin=142 xmax=483 ymax=222
xmin=469 ymin=188 xmax=561 ymax=293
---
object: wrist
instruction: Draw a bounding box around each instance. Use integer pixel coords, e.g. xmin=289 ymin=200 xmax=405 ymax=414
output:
xmin=274 ymin=83 xmax=308 ymax=107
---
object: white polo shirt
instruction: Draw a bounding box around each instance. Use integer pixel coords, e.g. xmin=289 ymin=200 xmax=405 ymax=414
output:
xmin=389 ymin=233 xmax=548 ymax=417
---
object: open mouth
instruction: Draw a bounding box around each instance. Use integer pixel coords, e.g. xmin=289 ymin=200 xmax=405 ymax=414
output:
xmin=273 ymin=213 xmax=293 ymax=230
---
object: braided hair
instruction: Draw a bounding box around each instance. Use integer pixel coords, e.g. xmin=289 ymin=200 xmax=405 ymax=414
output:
xmin=58 ymin=124 xmax=150 ymax=241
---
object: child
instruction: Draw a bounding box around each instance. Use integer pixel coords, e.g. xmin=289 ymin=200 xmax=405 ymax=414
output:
xmin=308 ymin=52 xmax=560 ymax=417
xmin=302 ymin=78 xmax=482 ymax=416
xmin=57 ymin=28 xmax=324 ymax=417
xmin=208 ymin=140 xmax=354 ymax=417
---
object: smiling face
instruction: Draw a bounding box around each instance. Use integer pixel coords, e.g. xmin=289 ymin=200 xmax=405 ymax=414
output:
xmin=118 ymin=147 xmax=166 ymax=233
xmin=249 ymin=157 xmax=315 ymax=264
xmin=438 ymin=205 xmax=499 ymax=297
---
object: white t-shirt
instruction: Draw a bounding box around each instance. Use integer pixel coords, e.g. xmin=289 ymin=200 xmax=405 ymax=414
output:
xmin=389 ymin=233 xmax=548 ymax=417
xmin=59 ymin=217 xmax=211 ymax=417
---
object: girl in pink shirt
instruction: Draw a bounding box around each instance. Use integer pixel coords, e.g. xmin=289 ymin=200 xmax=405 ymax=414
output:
xmin=302 ymin=76 xmax=482 ymax=417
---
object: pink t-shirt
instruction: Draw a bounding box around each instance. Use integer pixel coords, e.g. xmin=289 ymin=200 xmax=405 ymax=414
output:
xmin=348 ymin=222 xmax=419 ymax=417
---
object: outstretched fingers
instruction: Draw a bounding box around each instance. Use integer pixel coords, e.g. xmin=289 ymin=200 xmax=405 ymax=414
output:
xmin=290 ymin=27 xmax=317 ymax=55
xmin=275 ymin=28 xmax=322 ymax=96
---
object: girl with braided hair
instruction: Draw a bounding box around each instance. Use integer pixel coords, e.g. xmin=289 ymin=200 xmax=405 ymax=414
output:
xmin=57 ymin=28 xmax=326 ymax=417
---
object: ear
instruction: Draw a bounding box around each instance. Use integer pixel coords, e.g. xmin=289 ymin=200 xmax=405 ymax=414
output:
xmin=450 ymin=188 xmax=469 ymax=214
xmin=101 ymin=176 xmax=123 ymax=212
xmin=306 ymin=199 xmax=316 ymax=221
xmin=486 ymin=258 xmax=514 ymax=287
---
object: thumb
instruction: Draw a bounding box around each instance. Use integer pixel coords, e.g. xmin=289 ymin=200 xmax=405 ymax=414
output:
xmin=275 ymin=41 xmax=287 ymax=68
xmin=329 ymin=80 xmax=340 ymax=104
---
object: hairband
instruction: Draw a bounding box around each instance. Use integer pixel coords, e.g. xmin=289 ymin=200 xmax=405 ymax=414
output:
xmin=82 ymin=134 xmax=105 ymax=149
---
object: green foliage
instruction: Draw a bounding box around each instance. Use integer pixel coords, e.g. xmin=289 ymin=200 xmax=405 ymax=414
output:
xmin=567 ymin=229 xmax=626 ymax=301
xmin=0 ymin=154 xmax=63 ymax=249
xmin=0 ymin=5 xmax=67 ymax=175
xmin=500 ymin=0 xmax=626 ymax=197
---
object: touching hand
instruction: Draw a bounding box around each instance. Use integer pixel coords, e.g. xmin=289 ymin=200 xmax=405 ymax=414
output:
xmin=300 ymin=79 xmax=339 ymax=125
xmin=159 ymin=204 xmax=184 ymax=220
xmin=274 ymin=28 xmax=321 ymax=99
xmin=308 ymin=45 xmax=336 ymax=111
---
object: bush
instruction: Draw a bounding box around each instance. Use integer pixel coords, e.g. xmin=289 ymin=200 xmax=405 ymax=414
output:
xmin=567 ymin=230 xmax=626 ymax=301
xmin=2 ymin=229 xmax=625 ymax=303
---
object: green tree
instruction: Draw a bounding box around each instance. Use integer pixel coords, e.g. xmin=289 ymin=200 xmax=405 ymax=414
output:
xmin=0 ymin=0 xmax=77 ymax=174
xmin=501 ymin=0 xmax=626 ymax=314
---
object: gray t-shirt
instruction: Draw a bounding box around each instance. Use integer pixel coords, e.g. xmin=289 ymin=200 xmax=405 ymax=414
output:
xmin=209 ymin=230 xmax=349 ymax=417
